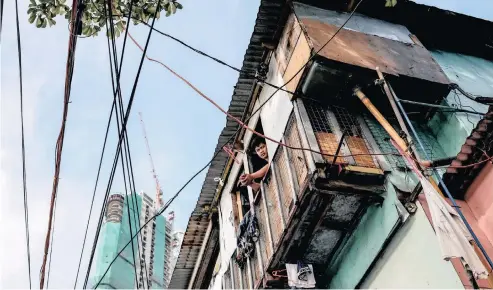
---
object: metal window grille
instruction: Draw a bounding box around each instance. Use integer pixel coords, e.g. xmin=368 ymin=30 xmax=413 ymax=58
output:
xmin=363 ymin=114 xmax=447 ymax=173
xmin=284 ymin=115 xmax=308 ymax=190
xmin=332 ymin=106 xmax=377 ymax=168
xmin=304 ymin=100 xmax=347 ymax=164
xmin=264 ymin=178 xmax=283 ymax=248
xmin=256 ymin=194 xmax=271 ymax=268
xmin=274 ymin=149 xmax=294 ymax=215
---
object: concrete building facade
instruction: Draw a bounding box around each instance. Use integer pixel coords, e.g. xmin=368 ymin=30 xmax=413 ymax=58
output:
xmin=169 ymin=1 xmax=493 ymax=289
xmin=90 ymin=192 xmax=172 ymax=289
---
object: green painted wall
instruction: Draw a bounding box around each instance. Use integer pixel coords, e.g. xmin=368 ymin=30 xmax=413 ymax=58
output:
xmin=328 ymin=182 xmax=401 ymax=289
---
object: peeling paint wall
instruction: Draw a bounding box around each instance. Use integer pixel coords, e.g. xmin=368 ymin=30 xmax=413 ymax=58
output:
xmin=215 ymin=153 xmax=245 ymax=277
xmin=429 ymin=51 xmax=493 ymax=146
xmin=258 ymin=56 xmax=294 ymax=161
xmin=360 ymin=202 xmax=464 ymax=289
xmin=328 ymin=181 xmax=401 ymax=289
xmin=293 ymin=2 xmax=414 ymax=44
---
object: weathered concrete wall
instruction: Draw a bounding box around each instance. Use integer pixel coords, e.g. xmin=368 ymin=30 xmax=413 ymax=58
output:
xmin=258 ymin=56 xmax=294 ymax=161
xmin=429 ymin=51 xmax=493 ymax=147
xmin=465 ymin=163 xmax=493 ymax=253
xmin=360 ymin=202 xmax=464 ymax=289
xmin=328 ymin=181 xmax=401 ymax=289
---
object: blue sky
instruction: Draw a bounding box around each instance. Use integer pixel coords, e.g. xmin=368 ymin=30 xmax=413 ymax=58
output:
xmin=1 ymin=0 xmax=258 ymax=288
xmin=2 ymin=0 xmax=492 ymax=289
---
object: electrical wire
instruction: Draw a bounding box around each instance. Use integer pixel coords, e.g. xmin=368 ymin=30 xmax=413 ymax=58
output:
xmin=73 ymin=103 xmax=115 ymax=288
xmin=14 ymin=0 xmax=32 ymax=286
xmin=108 ymin=10 xmax=150 ymax=285
xmin=82 ymin=0 xmax=162 ymax=287
xmin=39 ymin=0 xmax=81 ymax=288
xmin=46 ymin=195 xmax=58 ymax=288
xmin=91 ymin=0 xmax=298 ymax=98
xmin=94 ymin=2 xmax=369 ymax=287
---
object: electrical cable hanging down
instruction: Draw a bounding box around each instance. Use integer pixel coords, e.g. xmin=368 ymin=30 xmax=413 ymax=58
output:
xmin=39 ymin=0 xmax=81 ymax=288
xmin=14 ymin=0 xmax=32 ymax=287
xmin=72 ymin=0 xmax=147 ymax=286
xmin=128 ymin=33 xmax=489 ymax=171
xmin=82 ymin=1 xmax=162 ymax=288
xmin=97 ymin=1 xmax=493 ymax=284
xmin=93 ymin=1 xmax=368 ymax=286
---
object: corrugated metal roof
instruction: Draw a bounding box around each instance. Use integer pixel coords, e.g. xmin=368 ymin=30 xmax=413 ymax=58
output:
xmin=299 ymin=17 xmax=450 ymax=84
xmin=168 ymin=0 xmax=287 ymax=288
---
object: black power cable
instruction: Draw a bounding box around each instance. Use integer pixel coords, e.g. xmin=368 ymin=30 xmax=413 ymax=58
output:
xmin=82 ymin=0 xmax=163 ymax=287
xmin=14 ymin=0 xmax=32 ymax=287
xmin=93 ymin=1 xmax=365 ymax=287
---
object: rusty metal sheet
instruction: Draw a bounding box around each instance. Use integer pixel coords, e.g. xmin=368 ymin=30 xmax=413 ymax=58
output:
xmin=299 ymin=18 xmax=450 ymax=84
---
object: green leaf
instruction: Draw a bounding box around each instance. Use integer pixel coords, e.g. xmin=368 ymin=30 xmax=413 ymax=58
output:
xmin=148 ymin=6 xmax=156 ymax=14
xmin=30 ymin=0 xmax=36 ymax=5
xmin=156 ymin=11 xmax=160 ymax=19
xmin=165 ymin=9 xmax=171 ymax=17
xmin=175 ymin=2 xmax=183 ymax=9
xmin=28 ymin=13 xmax=37 ymax=23
xmin=116 ymin=21 xmax=124 ymax=31
xmin=170 ymin=2 xmax=176 ymax=14
xmin=41 ymin=18 xmax=48 ymax=28
xmin=48 ymin=18 xmax=56 ymax=26
xmin=385 ymin=0 xmax=397 ymax=7
xmin=27 ymin=7 xmax=36 ymax=13
xmin=36 ymin=16 xmax=43 ymax=27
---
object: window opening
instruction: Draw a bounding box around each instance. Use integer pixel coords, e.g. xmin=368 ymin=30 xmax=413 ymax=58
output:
xmin=241 ymin=120 xmax=270 ymax=196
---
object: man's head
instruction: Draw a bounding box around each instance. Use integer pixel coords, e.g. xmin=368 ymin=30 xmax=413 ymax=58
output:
xmin=251 ymin=136 xmax=268 ymax=160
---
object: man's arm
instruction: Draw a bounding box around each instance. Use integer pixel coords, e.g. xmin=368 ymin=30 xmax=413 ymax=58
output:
xmin=250 ymin=163 xmax=270 ymax=180
xmin=239 ymin=163 xmax=270 ymax=186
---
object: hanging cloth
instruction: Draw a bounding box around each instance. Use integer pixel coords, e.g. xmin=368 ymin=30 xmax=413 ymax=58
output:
xmin=285 ymin=263 xmax=316 ymax=288
xmin=391 ymin=139 xmax=488 ymax=280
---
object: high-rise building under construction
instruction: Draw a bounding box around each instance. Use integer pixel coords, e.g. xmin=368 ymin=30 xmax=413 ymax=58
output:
xmin=90 ymin=192 xmax=173 ymax=289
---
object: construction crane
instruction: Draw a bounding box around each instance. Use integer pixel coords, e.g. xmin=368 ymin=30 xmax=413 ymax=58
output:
xmin=138 ymin=112 xmax=164 ymax=210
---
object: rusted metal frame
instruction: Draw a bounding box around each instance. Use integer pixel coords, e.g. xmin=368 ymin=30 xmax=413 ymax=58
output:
xmin=270 ymin=161 xmax=287 ymax=229
xmin=294 ymin=98 xmax=324 ymax=166
xmin=331 ymin=130 xmax=347 ymax=166
xmin=260 ymin=181 xmax=275 ymax=255
xmin=326 ymin=108 xmax=357 ymax=165
xmin=376 ymin=69 xmax=421 ymax=161
xmin=281 ymin=136 xmax=299 ymax=205
xmin=357 ymin=116 xmax=391 ymax=171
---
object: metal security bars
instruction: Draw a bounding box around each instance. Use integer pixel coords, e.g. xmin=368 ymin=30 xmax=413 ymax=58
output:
xmin=304 ymin=100 xmax=378 ymax=168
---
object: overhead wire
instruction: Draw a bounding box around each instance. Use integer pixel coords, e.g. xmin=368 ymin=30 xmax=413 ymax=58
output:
xmin=14 ymin=0 xmax=32 ymax=286
xmin=39 ymin=0 xmax=81 ymax=288
xmin=46 ymin=195 xmax=58 ymax=288
xmin=82 ymin=0 xmax=162 ymax=287
xmin=93 ymin=1 xmax=368 ymax=286
xmin=106 ymin=2 xmax=150 ymax=284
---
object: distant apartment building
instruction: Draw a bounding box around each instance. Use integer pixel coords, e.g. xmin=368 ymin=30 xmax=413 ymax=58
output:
xmin=169 ymin=1 xmax=493 ymax=289
xmin=90 ymin=192 xmax=174 ymax=289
